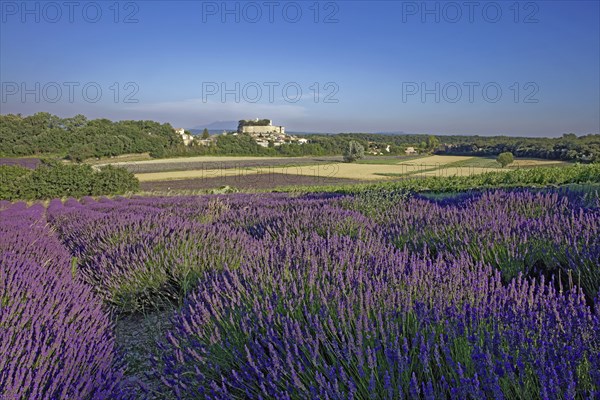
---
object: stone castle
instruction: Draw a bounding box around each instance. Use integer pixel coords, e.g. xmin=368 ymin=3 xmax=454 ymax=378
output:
xmin=237 ymin=119 xmax=285 ymax=135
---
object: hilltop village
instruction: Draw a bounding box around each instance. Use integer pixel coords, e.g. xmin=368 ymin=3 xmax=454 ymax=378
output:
xmin=174 ymin=119 xmax=420 ymax=155
xmin=174 ymin=119 xmax=307 ymax=148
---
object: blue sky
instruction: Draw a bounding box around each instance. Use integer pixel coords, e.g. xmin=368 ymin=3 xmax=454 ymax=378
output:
xmin=1 ymin=0 xmax=599 ymax=136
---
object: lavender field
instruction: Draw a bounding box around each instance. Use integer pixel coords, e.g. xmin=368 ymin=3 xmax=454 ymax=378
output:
xmin=1 ymin=188 xmax=599 ymax=399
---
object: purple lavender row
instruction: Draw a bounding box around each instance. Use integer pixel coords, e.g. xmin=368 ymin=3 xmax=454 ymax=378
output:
xmin=47 ymin=197 xmax=262 ymax=312
xmin=47 ymin=190 xmax=599 ymax=311
xmin=38 ymin=189 xmax=599 ymax=397
xmin=375 ymin=190 xmax=600 ymax=302
xmin=0 ymin=203 xmax=122 ymax=399
xmin=152 ymin=232 xmax=600 ymax=398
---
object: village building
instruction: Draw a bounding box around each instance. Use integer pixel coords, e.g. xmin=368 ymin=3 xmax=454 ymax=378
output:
xmin=174 ymin=128 xmax=194 ymax=146
xmin=236 ymin=118 xmax=308 ymax=148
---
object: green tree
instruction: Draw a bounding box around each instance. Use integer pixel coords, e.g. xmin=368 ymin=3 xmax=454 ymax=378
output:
xmin=202 ymin=128 xmax=210 ymax=139
xmin=426 ymin=135 xmax=440 ymax=152
xmin=67 ymin=143 xmax=96 ymax=162
xmin=497 ymin=152 xmax=515 ymax=167
xmin=343 ymin=140 xmax=365 ymax=163
xmin=62 ymin=114 xmax=88 ymax=132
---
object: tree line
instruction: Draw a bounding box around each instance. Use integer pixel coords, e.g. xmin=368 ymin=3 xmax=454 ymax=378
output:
xmin=436 ymin=133 xmax=599 ymax=163
xmin=2 ymin=112 xmax=598 ymax=162
xmin=327 ymin=133 xmax=599 ymax=162
xmin=0 ymin=112 xmax=182 ymax=161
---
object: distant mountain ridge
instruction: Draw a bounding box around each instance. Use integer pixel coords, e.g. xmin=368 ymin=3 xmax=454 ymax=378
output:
xmin=189 ymin=129 xmax=230 ymax=136
xmin=191 ymin=121 xmax=238 ymax=131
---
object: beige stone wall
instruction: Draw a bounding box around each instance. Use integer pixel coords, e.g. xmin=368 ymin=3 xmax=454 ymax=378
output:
xmin=241 ymin=126 xmax=285 ymax=134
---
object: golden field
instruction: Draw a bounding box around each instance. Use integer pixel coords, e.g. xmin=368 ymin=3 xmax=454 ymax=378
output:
xmin=397 ymin=155 xmax=474 ymax=165
xmin=136 ymin=168 xmax=260 ymax=182
xmin=134 ymin=155 xmax=571 ymax=182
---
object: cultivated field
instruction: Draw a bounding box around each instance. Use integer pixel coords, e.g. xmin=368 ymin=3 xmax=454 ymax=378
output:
xmin=133 ymin=155 xmax=574 ymax=188
xmin=510 ymin=158 xmax=570 ymax=167
xmin=135 ymin=167 xmax=259 ymax=182
xmin=99 ymin=155 xmax=294 ymax=166
xmin=0 ymin=157 xmax=41 ymax=169
xmin=86 ymin=153 xmax=153 ymax=165
xmin=139 ymin=173 xmax=364 ymax=192
xmin=2 ymin=187 xmax=598 ymax=398
xmin=98 ymin=155 xmax=343 ymax=174
xmin=136 ymin=163 xmax=389 ymax=182
xmin=398 ymin=155 xmax=474 ymax=165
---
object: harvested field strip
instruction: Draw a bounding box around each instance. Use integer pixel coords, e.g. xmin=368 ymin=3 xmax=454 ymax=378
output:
xmin=107 ymin=157 xmax=342 ymax=174
xmin=398 ymin=155 xmax=474 ymax=165
xmin=139 ymin=173 xmax=366 ymax=192
xmin=136 ymin=164 xmax=346 ymax=182
xmin=136 ymin=168 xmax=258 ymax=182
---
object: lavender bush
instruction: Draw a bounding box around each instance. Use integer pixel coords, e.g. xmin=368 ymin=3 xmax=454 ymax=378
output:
xmin=377 ymin=190 xmax=600 ymax=302
xmin=152 ymin=234 xmax=599 ymax=398
xmin=0 ymin=204 xmax=121 ymax=399
xmin=48 ymin=198 xmax=259 ymax=313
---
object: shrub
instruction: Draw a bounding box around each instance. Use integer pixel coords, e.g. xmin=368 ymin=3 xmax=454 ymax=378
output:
xmin=93 ymin=165 xmax=139 ymax=195
xmin=48 ymin=201 xmax=257 ymax=313
xmin=0 ymin=165 xmax=30 ymax=200
xmin=343 ymin=140 xmax=365 ymax=162
xmin=497 ymin=152 xmax=514 ymax=167
xmin=0 ymin=163 xmax=139 ymax=200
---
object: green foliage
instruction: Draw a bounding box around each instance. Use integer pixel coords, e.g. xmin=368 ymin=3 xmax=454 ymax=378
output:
xmin=285 ymin=164 xmax=600 ymax=195
xmin=426 ymin=135 xmax=440 ymax=152
xmin=93 ymin=165 xmax=140 ymax=194
xmin=440 ymin=132 xmax=599 ymax=163
xmin=343 ymin=140 xmax=365 ymax=162
xmin=67 ymin=143 xmax=95 ymax=162
xmin=340 ymin=188 xmax=412 ymax=218
xmin=497 ymin=152 xmax=515 ymax=167
xmin=0 ymin=163 xmax=138 ymax=200
xmin=302 ymin=132 xmax=600 ymax=162
xmin=0 ymin=165 xmax=31 ymax=199
xmin=201 ymin=128 xmax=210 ymax=139
xmin=0 ymin=112 xmax=180 ymax=159
xmin=215 ymin=135 xmax=274 ymax=156
xmin=238 ymin=119 xmax=271 ymax=129
xmin=149 ymin=147 xmax=167 ymax=158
